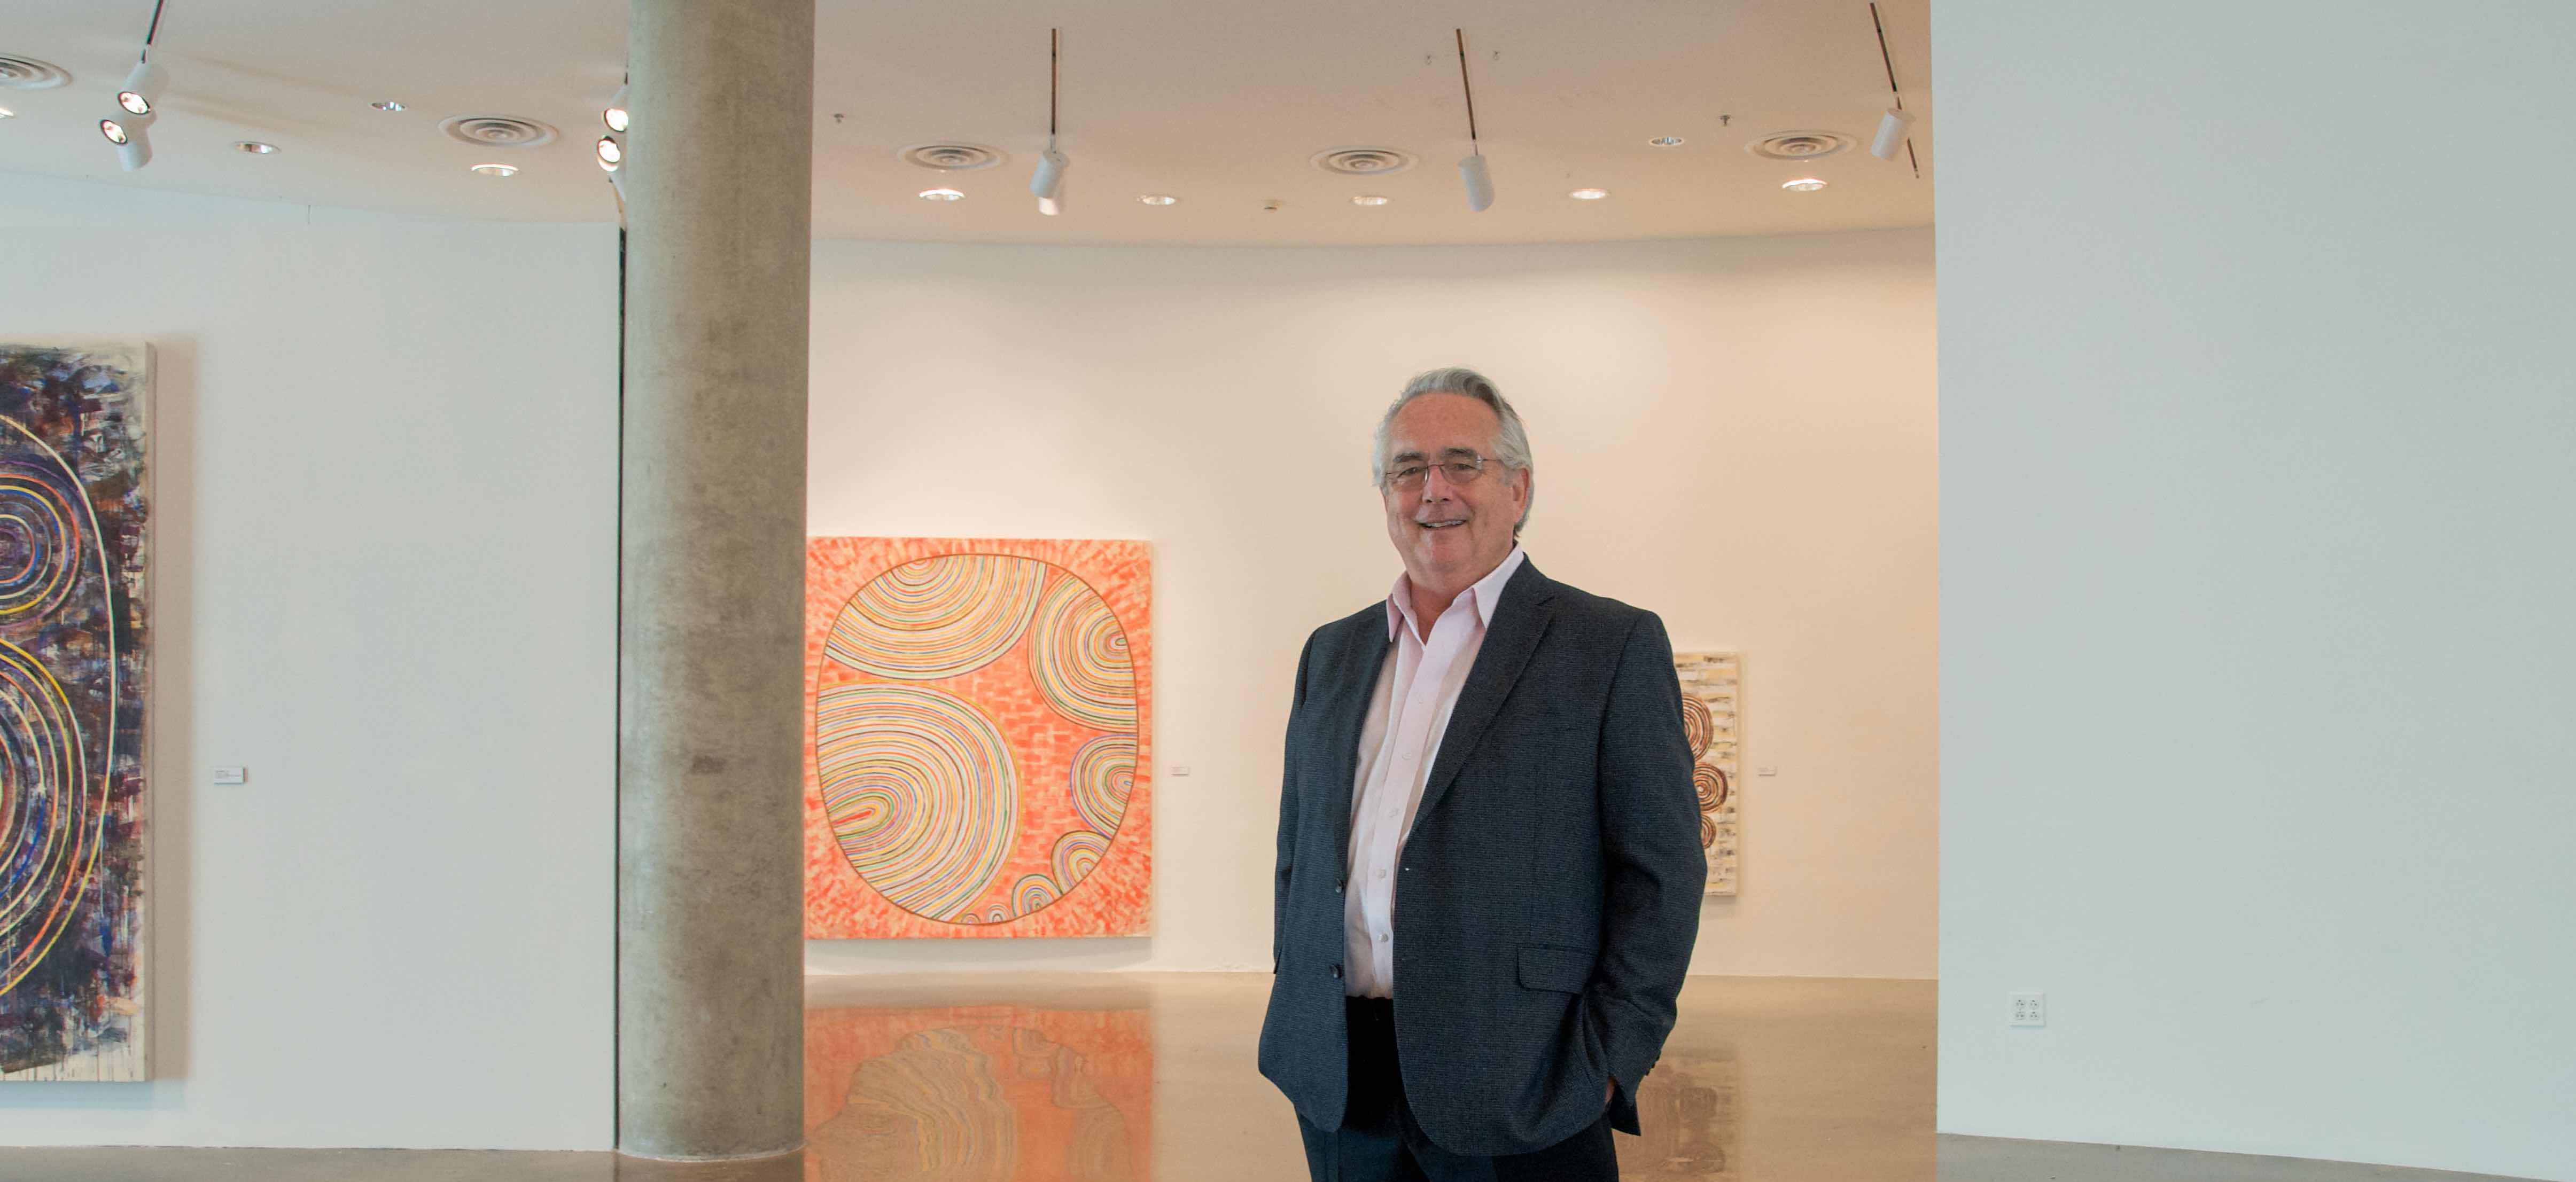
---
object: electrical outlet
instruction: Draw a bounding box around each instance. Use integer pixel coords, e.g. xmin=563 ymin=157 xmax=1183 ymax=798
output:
xmin=2011 ymin=992 xmax=2046 ymax=1027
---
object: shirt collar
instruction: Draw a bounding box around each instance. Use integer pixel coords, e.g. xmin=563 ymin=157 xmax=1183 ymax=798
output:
xmin=1386 ymin=545 xmax=1528 ymax=640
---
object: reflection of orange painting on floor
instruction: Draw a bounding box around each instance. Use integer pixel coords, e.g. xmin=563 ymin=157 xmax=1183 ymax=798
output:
xmin=806 ymin=538 xmax=1151 ymax=939
xmin=804 ymin=1005 xmax=1153 ymax=1182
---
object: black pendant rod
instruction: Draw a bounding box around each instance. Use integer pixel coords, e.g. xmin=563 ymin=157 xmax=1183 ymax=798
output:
xmin=1455 ymin=28 xmax=1481 ymax=148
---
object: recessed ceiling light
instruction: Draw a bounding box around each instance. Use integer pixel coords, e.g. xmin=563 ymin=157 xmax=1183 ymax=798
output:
xmin=1568 ymin=187 xmax=1610 ymax=200
xmin=370 ymin=100 xmax=406 ymax=113
xmin=1649 ymin=136 xmax=1684 ymax=147
xmin=234 ymin=140 xmax=277 ymax=154
xmin=1137 ymin=194 xmax=1177 ymax=206
xmin=99 ymin=120 xmax=129 ymax=145
xmin=918 ymin=187 xmax=964 ymax=201
xmin=1781 ymin=177 xmax=1827 ymax=192
xmin=471 ymin=163 xmax=518 ymax=177
xmin=595 ymin=136 xmax=622 ymax=170
xmin=1351 ymin=194 xmax=1390 ymax=206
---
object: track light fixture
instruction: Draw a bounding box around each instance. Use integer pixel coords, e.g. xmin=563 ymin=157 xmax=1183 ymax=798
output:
xmin=1867 ymin=3 xmax=1919 ymax=175
xmin=1453 ymin=29 xmax=1493 ymax=213
xmin=1031 ymin=28 xmax=1069 ymax=216
xmin=598 ymin=76 xmax=628 ymax=200
xmin=103 ymin=1 xmax=172 ymax=171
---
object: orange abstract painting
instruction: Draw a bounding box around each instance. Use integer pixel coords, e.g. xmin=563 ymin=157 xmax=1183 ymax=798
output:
xmin=805 ymin=538 xmax=1151 ymax=938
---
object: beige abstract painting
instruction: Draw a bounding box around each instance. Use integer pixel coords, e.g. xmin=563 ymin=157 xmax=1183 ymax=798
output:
xmin=1673 ymin=652 xmax=1740 ymax=895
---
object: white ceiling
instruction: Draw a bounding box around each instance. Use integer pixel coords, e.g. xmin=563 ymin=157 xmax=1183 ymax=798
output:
xmin=2 ymin=0 xmax=1932 ymax=246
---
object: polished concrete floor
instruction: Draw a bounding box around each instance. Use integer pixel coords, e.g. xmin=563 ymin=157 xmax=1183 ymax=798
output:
xmin=0 ymin=974 xmax=2541 ymax=1181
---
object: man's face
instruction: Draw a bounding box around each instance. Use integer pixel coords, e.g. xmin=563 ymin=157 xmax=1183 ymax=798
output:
xmin=1380 ymin=393 xmax=1530 ymax=591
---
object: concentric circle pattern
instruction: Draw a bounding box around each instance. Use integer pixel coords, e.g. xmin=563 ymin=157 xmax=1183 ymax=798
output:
xmin=814 ymin=684 xmax=1018 ymax=922
xmin=1680 ymin=695 xmax=1713 ymax=760
xmin=0 ymin=638 xmax=92 ymax=994
xmin=1051 ymin=829 xmax=1109 ymax=894
xmin=1030 ymin=575 xmax=1134 ymax=731
xmin=0 ymin=458 xmax=83 ymax=621
xmin=1067 ymin=734 xmax=1135 ymax=838
xmin=1013 ymin=873 xmax=1060 ymax=917
xmin=828 ymin=555 xmax=1048 ymax=681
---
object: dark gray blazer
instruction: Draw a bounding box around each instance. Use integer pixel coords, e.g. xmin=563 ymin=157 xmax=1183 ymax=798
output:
xmin=1257 ymin=559 xmax=1705 ymax=1157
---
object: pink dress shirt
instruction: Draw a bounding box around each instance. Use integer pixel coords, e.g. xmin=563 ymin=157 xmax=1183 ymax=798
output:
xmin=1343 ymin=545 xmax=1529 ymax=998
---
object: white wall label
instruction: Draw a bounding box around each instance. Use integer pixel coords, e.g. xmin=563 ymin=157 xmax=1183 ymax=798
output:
xmin=1171 ymin=765 xmax=1192 ymax=777
xmin=212 ymin=766 xmax=247 ymax=785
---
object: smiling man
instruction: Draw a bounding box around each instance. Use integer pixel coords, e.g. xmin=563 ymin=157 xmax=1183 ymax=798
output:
xmin=1259 ymin=367 xmax=1706 ymax=1181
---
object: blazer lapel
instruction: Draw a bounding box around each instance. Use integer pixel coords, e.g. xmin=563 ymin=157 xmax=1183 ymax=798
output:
xmin=1319 ymin=613 xmax=1391 ymax=883
xmin=1415 ymin=561 xmax=1558 ymax=826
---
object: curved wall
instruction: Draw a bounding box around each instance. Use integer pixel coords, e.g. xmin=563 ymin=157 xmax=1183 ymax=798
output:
xmin=800 ymin=230 xmax=1941 ymax=980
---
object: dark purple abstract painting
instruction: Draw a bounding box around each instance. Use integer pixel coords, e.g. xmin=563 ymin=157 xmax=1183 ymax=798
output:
xmin=0 ymin=343 xmax=149 ymax=1082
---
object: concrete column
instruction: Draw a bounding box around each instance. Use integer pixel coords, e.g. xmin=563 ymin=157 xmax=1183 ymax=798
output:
xmin=618 ymin=0 xmax=814 ymax=1162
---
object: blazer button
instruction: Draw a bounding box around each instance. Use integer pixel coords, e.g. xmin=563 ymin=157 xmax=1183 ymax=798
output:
xmin=1330 ymin=963 xmax=1343 ymax=979
xmin=1334 ymin=882 xmax=1344 ymax=894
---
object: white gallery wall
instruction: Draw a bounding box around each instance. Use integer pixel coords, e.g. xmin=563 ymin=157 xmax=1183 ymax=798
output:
xmin=803 ymin=229 xmax=1939 ymax=981
xmin=1936 ymin=3 xmax=2576 ymax=1180
xmin=0 ymin=174 xmax=618 ymax=1148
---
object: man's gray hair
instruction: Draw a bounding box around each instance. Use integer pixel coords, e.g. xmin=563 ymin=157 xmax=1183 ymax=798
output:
xmin=1371 ymin=366 xmax=1535 ymax=531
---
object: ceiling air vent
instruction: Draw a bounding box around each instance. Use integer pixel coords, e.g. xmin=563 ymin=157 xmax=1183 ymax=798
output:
xmin=0 ymin=56 xmax=71 ymax=89
xmin=900 ymin=143 xmax=1005 ymax=171
xmin=1312 ymin=147 xmax=1418 ymax=177
xmin=1747 ymin=131 xmax=1853 ymax=161
xmin=439 ymin=115 xmax=559 ymax=149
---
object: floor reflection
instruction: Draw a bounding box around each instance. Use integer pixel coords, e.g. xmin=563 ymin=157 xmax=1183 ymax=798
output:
xmin=800 ymin=974 xmax=1932 ymax=1182
xmin=804 ymin=1004 xmax=1151 ymax=1182
xmin=1625 ymin=1056 xmax=1742 ymax=1180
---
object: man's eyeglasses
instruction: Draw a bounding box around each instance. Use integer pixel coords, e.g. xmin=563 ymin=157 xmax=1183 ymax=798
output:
xmin=1383 ymin=453 xmax=1496 ymax=492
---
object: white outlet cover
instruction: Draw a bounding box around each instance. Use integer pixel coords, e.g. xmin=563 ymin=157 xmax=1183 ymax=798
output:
xmin=2011 ymin=991 xmax=2046 ymax=1027
xmin=213 ymin=766 xmax=247 ymax=785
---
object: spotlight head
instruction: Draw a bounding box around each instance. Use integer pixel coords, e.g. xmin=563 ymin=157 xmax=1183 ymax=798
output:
xmin=102 ymin=120 xmax=151 ymax=170
xmin=1871 ymin=108 xmax=1916 ymax=160
xmin=1031 ymin=147 xmax=1069 ymax=216
xmin=604 ymin=85 xmax=630 ymax=134
xmin=118 ymin=61 xmax=168 ymax=122
xmin=1459 ymin=152 xmax=1495 ymax=213
xmin=596 ymin=135 xmax=622 ymax=171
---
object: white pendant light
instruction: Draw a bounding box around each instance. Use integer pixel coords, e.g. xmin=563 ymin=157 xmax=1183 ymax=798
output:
xmin=1032 ymin=147 xmax=1068 ymax=216
xmin=1460 ymin=154 xmax=1494 ymax=213
xmin=1030 ymin=28 xmax=1070 ymax=216
xmin=1454 ymin=29 xmax=1495 ymax=213
xmin=1870 ymin=108 xmax=1915 ymax=161
xmin=104 ymin=3 xmax=172 ymax=172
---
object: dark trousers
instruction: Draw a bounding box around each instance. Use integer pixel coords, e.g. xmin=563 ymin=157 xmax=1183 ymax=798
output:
xmin=1295 ymin=997 xmax=1620 ymax=1182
